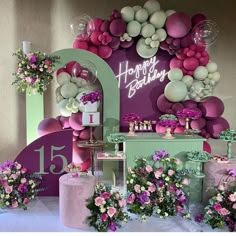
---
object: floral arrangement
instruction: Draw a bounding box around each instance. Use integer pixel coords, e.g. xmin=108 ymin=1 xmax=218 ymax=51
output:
xmin=176 ymin=108 xmax=201 ymax=119
xmin=64 ymin=162 xmax=81 ymax=173
xmin=80 ymin=90 xmax=102 ymax=105
xmin=158 ymin=114 xmax=179 ymax=128
xmin=126 ymin=149 xmax=190 ymax=220
xmin=218 ymin=129 xmax=236 ymax=141
xmin=12 ymin=48 xmax=59 ymax=95
xmin=86 ymin=183 xmax=129 ymax=232
xmin=211 ymin=154 xmax=229 ymax=163
xmin=122 ymin=112 xmax=140 ymax=123
xmin=0 ymin=160 xmax=43 ymax=210
xmin=202 ymin=183 xmax=236 ymax=231
xmin=107 ymin=133 xmax=126 ymax=144
xmin=187 ymin=150 xmax=211 ymax=162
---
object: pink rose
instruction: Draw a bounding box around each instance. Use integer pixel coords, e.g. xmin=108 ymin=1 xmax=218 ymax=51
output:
xmin=15 ymin=163 xmax=22 ymax=170
xmin=182 ymin=178 xmax=190 ymax=185
xmin=127 ymin=193 xmax=135 ymax=204
xmin=21 ymin=167 xmax=27 ymax=174
xmin=10 ymin=174 xmax=18 ymax=180
xmin=0 ymin=179 xmax=8 ymax=187
xmin=154 ymin=167 xmax=163 ymax=179
xmin=168 ymin=169 xmax=175 ymax=176
xmin=218 ymin=185 xmax=225 ymax=191
xmin=232 ymin=203 xmax=236 ymax=209
xmin=219 ymin=208 xmax=230 ymax=216
xmin=11 ymin=201 xmax=18 ymax=208
xmin=107 ymin=207 xmax=117 ymax=218
xmin=95 ymin=197 xmax=104 ymax=206
xmin=3 ymin=169 xmax=11 ymax=175
xmin=23 ymin=198 xmax=30 ymax=205
xmin=5 ymin=185 xmax=13 ymax=194
xmin=213 ymin=202 xmax=222 ymax=211
xmin=21 ymin=178 xmax=27 ymax=184
xmin=118 ymin=199 xmax=126 ymax=208
xmin=148 ymin=183 xmax=156 ymax=193
xmin=101 ymin=213 xmax=108 ymax=221
xmin=177 ymin=205 xmax=183 ymax=212
xmin=216 ymin=195 xmax=223 ymax=202
xmin=145 ymin=165 xmax=153 ymax=173
xmin=100 ymin=192 xmax=111 ymax=199
xmin=115 ymin=192 xmax=120 ymax=200
xmin=134 ymin=184 xmax=141 ymax=193
xmin=175 ymin=158 xmax=181 ymax=165
xmin=228 ymin=193 xmax=236 ymax=202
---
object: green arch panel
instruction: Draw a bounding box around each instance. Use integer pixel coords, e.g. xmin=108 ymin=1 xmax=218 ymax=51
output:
xmin=51 ymin=48 xmax=119 ymax=143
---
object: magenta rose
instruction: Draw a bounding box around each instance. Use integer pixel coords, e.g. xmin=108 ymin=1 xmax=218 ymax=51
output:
xmin=101 ymin=213 xmax=108 ymax=221
xmin=213 ymin=202 xmax=222 ymax=211
xmin=100 ymin=192 xmax=111 ymax=199
xmin=127 ymin=193 xmax=135 ymax=204
xmin=23 ymin=198 xmax=30 ymax=205
xmin=95 ymin=197 xmax=104 ymax=206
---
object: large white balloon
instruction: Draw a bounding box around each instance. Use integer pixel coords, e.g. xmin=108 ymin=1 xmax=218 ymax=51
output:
xmin=135 ymin=8 xmax=149 ymax=23
xmin=57 ymin=72 xmax=71 ymax=85
xmin=193 ymin=66 xmax=208 ymax=80
xmin=60 ymin=82 xmax=78 ymax=99
xmin=164 ymin=81 xmax=188 ymax=102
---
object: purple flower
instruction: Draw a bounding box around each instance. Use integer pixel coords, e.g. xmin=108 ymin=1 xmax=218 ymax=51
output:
xmin=0 ymin=160 xmax=14 ymax=170
xmin=176 ymin=108 xmax=201 ymax=120
xmin=108 ymin=221 xmax=117 ymax=231
xmin=29 ymin=54 xmax=37 ymax=64
xmin=153 ymin=149 xmax=169 ymax=161
xmin=194 ymin=214 xmax=204 ymax=223
xmin=158 ymin=119 xmax=178 ymax=128
xmin=138 ymin=191 xmax=149 ymax=204
xmin=18 ymin=183 xmax=28 ymax=193
xmin=123 ymin=113 xmax=140 ymax=122
xmin=228 ymin=168 xmax=236 ymax=177
xmin=157 ymin=179 xmax=165 ymax=188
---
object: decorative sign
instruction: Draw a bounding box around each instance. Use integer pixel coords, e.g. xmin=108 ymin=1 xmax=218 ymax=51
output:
xmin=82 ymin=112 xmax=100 ymax=126
xmin=15 ymin=129 xmax=73 ymax=196
xmin=106 ymin=44 xmax=173 ymax=131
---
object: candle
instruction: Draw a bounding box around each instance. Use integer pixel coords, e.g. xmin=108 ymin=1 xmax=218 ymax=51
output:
xmin=22 ymin=41 xmax=31 ymax=55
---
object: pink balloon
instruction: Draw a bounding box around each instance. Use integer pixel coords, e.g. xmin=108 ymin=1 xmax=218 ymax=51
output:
xmin=71 ymin=62 xmax=82 ymax=77
xmin=183 ymin=57 xmax=199 ymax=70
xmin=198 ymin=96 xmax=225 ymax=120
xmin=73 ymin=130 xmax=81 ymax=137
xmin=69 ymin=112 xmax=85 ymax=131
xmin=169 ymin=57 xmax=183 ymax=69
xmin=100 ymin=20 xmax=110 ymax=32
xmin=120 ymin=40 xmax=134 ymax=49
xmin=155 ymin=124 xmax=166 ymax=133
xmin=190 ymin=117 xmax=206 ymax=130
xmin=59 ymin=116 xmax=71 ymax=129
xmin=191 ymin=13 xmax=207 ymax=26
xmin=176 ymin=51 xmax=186 ymax=60
xmin=88 ymin=45 xmax=98 ymax=55
xmin=98 ymin=45 xmax=112 ymax=59
xmin=109 ymin=18 xmax=126 ymax=37
xmin=156 ymin=94 xmax=173 ymax=113
xmin=174 ymin=126 xmax=185 ymax=133
xmin=78 ymin=158 xmax=91 ymax=172
xmin=72 ymin=142 xmax=91 ymax=163
xmin=90 ymin=31 xmax=102 ymax=46
xmin=65 ymin=61 xmax=77 ymax=75
xmin=56 ymin=67 xmax=67 ymax=76
xmin=172 ymin=103 xmax=184 ymax=112
xmin=166 ymin=12 xmax=192 ymax=38
xmin=178 ymin=117 xmax=186 ymax=126
xmin=88 ymin=18 xmax=103 ymax=31
xmin=203 ymin=141 xmax=211 ymax=154
xmin=38 ymin=118 xmax=62 ymax=136
xmin=73 ymin=135 xmax=78 ymax=142
xmin=73 ymin=39 xmax=89 ymax=50
xmin=199 ymin=55 xmax=209 ymax=66
xmin=181 ymin=33 xmax=193 ymax=48
xmin=165 ymin=108 xmax=175 ymax=114
xmin=182 ymin=100 xmax=198 ymax=109
xmin=79 ymin=128 xmax=91 ymax=140
xmin=206 ymin=117 xmax=230 ymax=138
xmin=109 ymin=37 xmax=120 ymax=50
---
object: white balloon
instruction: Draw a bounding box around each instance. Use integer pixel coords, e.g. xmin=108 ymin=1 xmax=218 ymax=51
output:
xmin=203 ymin=78 xmax=210 ymax=84
xmin=58 ymin=99 xmax=72 ymax=117
xmin=145 ymin=37 xmax=152 ymax=45
xmin=150 ymin=40 xmax=160 ymax=48
xmin=164 ymin=81 xmax=188 ymax=102
xmin=155 ymin=28 xmax=167 ymax=41
xmin=212 ymin=71 xmax=221 ymax=82
xmin=57 ymin=72 xmax=71 ymax=85
xmin=141 ymin=24 xmax=155 ymax=38
xmin=135 ymin=8 xmax=149 ymax=23
xmin=60 ymin=82 xmax=78 ymax=99
xmin=133 ymin=5 xmax=142 ymax=12
xmin=194 ymin=66 xmax=208 ymax=80
xmin=168 ymin=68 xmax=183 ymax=81
xmin=192 ymin=81 xmax=204 ymax=93
xmin=143 ymin=0 xmax=161 ymax=15
xmin=165 ymin=9 xmax=176 ymax=17
xmin=206 ymin=62 xmax=218 ymax=73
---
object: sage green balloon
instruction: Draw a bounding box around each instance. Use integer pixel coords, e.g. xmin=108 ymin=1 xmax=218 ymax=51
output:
xmin=57 ymin=72 xmax=71 ymax=85
xmin=212 ymin=71 xmax=221 ymax=82
xmin=143 ymin=0 xmax=161 ymax=15
xmin=164 ymin=81 xmax=188 ymax=102
xmin=166 ymin=9 xmax=176 ymax=17
xmin=182 ymin=75 xmax=193 ymax=88
xmin=141 ymin=23 xmax=155 ymax=38
xmin=149 ymin=10 xmax=167 ymax=29
xmin=135 ymin=8 xmax=149 ymax=23
xmin=58 ymin=99 xmax=72 ymax=117
xmin=136 ymin=38 xmax=158 ymax=58
xmin=121 ymin=6 xmax=135 ymax=22
xmin=193 ymin=66 xmax=208 ymax=80
xmin=155 ymin=28 xmax=167 ymax=41
xmin=60 ymin=82 xmax=78 ymax=99
xmin=206 ymin=62 xmax=218 ymax=73
xmin=127 ymin=20 xmax=141 ymax=37
xmin=168 ymin=68 xmax=183 ymax=81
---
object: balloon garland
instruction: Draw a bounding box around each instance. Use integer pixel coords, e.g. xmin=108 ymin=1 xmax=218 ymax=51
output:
xmin=71 ymin=0 xmax=228 ymax=139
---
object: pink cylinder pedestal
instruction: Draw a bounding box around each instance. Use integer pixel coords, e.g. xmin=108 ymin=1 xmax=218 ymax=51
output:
xmin=203 ymin=160 xmax=236 ymax=204
xmin=59 ymin=173 xmax=95 ymax=228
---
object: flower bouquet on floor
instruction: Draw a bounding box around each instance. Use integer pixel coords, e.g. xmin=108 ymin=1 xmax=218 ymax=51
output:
xmin=0 ymin=160 xmax=43 ymax=210
xmin=86 ymin=183 xmax=129 ymax=232
xmin=158 ymin=114 xmax=179 ymax=139
xmin=12 ymin=48 xmax=60 ymax=95
xmin=126 ymin=149 xmax=191 ymax=220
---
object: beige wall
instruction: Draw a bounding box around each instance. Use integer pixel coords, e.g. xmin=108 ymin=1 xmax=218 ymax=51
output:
xmin=0 ymin=0 xmax=236 ymax=162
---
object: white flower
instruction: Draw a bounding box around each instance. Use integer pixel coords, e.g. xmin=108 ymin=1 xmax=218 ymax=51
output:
xmin=5 ymin=195 xmax=10 ymax=199
xmin=141 ymin=186 xmax=145 ymax=191
xmin=100 ymin=207 xmax=106 ymax=213
xmin=0 ymin=194 xmax=4 ymax=199
xmin=157 ymin=209 xmax=161 ymax=213
xmin=130 ymin=179 xmax=134 ymax=184
xmin=165 ymin=212 xmax=168 ymax=217
xmin=5 ymin=202 xmax=9 ymax=206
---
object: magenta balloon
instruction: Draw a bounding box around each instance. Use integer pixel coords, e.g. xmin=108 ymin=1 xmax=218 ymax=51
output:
xmin=203 ymin=141 xmax=211 ymax=154
xmin=198 ymin=96 xmax=225 ymax=120
xmin=206 ymin=117 xmax=230 ymax=138
xmin=73 ymin=39 xmax=89 ymax=50
xmin=165 ymin=108 xmax=175 ymax=114
xmin=69 ymin=112 xmax=85 ymax=131
xmin=181 ymin=33 xmax=194 ymax=48
xmin=77 ymin=158 xmax=91 ymax=172
xmin=156 ymin=94 xmax=173 ymax=113
xmin=56 ymin=67 xmax=67 ymax=76
xmin=183 ymin=57 xmax=199 ymax=70
xmin=100 ymin=20 xmax=110 ymax=32
xmin=88 ymin=45 xmax=98 ymax=55
xmin=88 ymin=18 xmax=103 ymax=31
xmin=65 ymin=61 xmax=77 ymax=75
xmin=90 ymin=31 xmax=102 ymax=46
xmin=109 ymin=19 xmax=126 ymax=37
xmin=160 ymin=42 xmax=169 ymax=50
xmin=72 ymin=142 xmax=91 ymax=163
xmin=199 ymin=55 xmax=209 ymax=66
xmin=169 ymin=57 xmax=183 ymax=69
xmin=98 ymin=45 xmax=112 ymax=59
xmin=155 ymin=124 xmax=166 ymax=133
xmin=59 ymin=116 xmax=71 ymax=129
xmin=171 ymin=103 xmax=184 ymax=112
xmin=176 ymin=51 xmax=186 ymax=60
xmin=109 ymin=36 xmax=120 ymax=50
xmin=120 ymin=40 xmax=134 ymax=49
xmin=73 ymin=130 xmax=81 ymax=137
xmin=71 ymin=62 xmax=82 ymax=77
xmin=165 ymin=12 xmax=191 ymax=38
xmin=79 ymin=128 xmax=90 ymax=140
xmin=178 ymin=117 xmax=186 ymax=126
xmin=38 ymin=118 xmax=62 ymax=137
xmin=182 ymin=99 xmax=198 ymax=109
xmin=174 ymin=126 xmax=185 ymax=133
xmin=191 ymin=13 xmax=207 ymax=26
xmin=190 ymin=117 xmax=206 ymax=130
